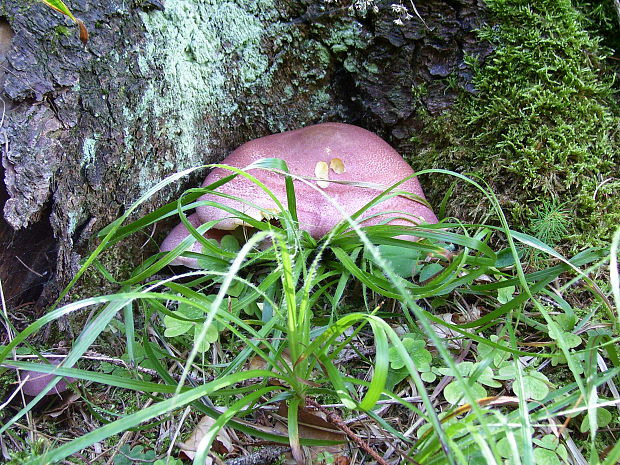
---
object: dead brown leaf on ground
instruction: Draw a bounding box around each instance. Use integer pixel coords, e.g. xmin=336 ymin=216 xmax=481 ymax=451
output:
xmin=178 ymin=414 xmax=233 ymax=463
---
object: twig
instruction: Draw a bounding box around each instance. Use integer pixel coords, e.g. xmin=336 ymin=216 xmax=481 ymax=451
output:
xmin=15 ymin=256 xmax=46 ymax=277
xmin=597 ymin=355 xmax=620 ymax=415
xmin=345 ymin=394 xmax=423 ymax=425
xmin=306 ymin=398 xmax=391 ymax=465
xmin=225 ymin=446 xmax=290 ymax=465
xmin=592 ymin=177 xmax=616 ymax=201
xmin=167 ymin=406 xmax=192 ymax=459
xmin=0 ymin=376 xmax=30 ymax=410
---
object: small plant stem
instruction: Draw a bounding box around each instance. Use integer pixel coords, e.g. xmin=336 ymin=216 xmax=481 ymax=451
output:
xmin=305 ymin=398 xmax=392 ymax=465
xmin=168 ymin=406 xmax=192 ymax=459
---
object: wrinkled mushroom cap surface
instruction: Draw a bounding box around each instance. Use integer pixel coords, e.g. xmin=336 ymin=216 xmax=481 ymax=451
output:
xmin=196 ymin=123 xmax=437 ymax=238
xmin=160 ymin=213 xmax=226 ymax=268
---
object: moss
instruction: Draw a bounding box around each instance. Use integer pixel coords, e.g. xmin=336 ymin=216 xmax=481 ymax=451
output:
xmin=69 ymin=236 xmax=147 ymax=304
xmin=574 ymin=0 xmax=620 ymax=53
xmin=53 ymin=25 xmax=71 ymax=36
xmin=323 ymin=20 xmax=369 ymax=53
xmin=412 ymin=0 xmax=620 ymax=250
xmin=5 ymin=440 xmax=49 ymax=465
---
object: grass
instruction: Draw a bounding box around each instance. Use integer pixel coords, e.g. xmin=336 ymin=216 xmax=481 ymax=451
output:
xmin=1 ymin=160 xmax=618 ymax=464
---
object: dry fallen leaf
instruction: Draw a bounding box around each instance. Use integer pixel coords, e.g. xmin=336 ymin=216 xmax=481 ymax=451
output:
xmin=315 ymin=161 xmax=330 ymax=189
xmin=329 ymin=158 xmax=346 ymax=174
xmin=178 ymin=414 xmax=233 ymax=462
xmin=77 ymin=19 xmax=89 ymax=44
xmin=247 ymin=348 xmax=294 ymax=374
xmin=46 ymin=391 xmax=81 ymax=418
xmin=334 ymin=456 xmax=351 ymax=465
xmin=428 ymin=313 xmax=464 ymax=349
xmin=275 ymin=402 xmax=346 ymax=465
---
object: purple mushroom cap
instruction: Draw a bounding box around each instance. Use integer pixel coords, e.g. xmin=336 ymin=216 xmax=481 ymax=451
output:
xmin=196 ymin=123 xmax=437 ymax=238
xmin=19 ymin=358 xmax=75 ymax=397
xmin=161 ymin=124 xmax=439 ymax=267
xmin=160 ymin=213 xmax=226 ymax=268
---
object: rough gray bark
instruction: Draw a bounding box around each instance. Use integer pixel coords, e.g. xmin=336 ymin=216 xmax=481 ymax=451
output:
xmin=0 ymin=0 xmax=488 ymax=311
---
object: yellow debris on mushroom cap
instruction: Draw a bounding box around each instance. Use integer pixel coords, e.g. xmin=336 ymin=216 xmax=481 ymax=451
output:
xmin=330 ymin=158 xmax=346 ymax=174
xmin=314 ymin=161 xmax=330 ymax=189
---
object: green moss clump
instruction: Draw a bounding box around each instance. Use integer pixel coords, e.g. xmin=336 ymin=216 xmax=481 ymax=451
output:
xmin=54 ymin=25 xmax=71 ymax=37
xmin=574 ymin=0 xmax=620 ymax=53
xmin=413 ymin=0 xmax=620 ymax=249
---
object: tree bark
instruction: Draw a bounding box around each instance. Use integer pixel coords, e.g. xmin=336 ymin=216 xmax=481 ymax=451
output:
xmin=0 ymin=0 xmax=487 ymax=311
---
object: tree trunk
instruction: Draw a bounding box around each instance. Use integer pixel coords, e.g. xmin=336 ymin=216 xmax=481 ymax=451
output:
xmin=0 ymin=0 xmax=487 ymax=312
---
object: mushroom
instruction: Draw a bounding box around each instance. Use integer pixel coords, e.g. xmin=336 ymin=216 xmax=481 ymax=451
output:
xmin=162 ymin=123 xmax=438 ymax=266
xmin=18 ymin=357 xmax=75 ymax=397
xmin=196 ymin=123 xmax=437 ymax=237
xmin=160 ymin=213 xmax=226 ymax=269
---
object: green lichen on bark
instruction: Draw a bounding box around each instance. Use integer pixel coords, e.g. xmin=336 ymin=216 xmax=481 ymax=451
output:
xmin=412 ymin=0 xmax=619 ymax=249
xmin=116 ymin=0 xmax=353 ymax=197
xmin=130 ymin=0 xmax=279 ymax=175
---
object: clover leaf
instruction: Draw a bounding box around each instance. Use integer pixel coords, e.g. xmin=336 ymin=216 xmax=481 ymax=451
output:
xmin=162 ymin=298 xmax=225 ymax=352
xmin=388 ymin=336 xmax=431 ymax=371
xmin=580 ymin=407 xmax=612 ymax=433
xmin=386 ymin=334 xmax=435 ymax=390
xmin=497 ymin=365 xmax=551 ymax=400
xmin=193 ymin=322 xmax=219 ymax=353
xmin=438 ymin=361 xmax=502 ymax=404
xmin=113 ymin=445 xmax=155 ymax=465
xmin=443 ymin=380 xmax=487 ymax=405
xmin=547 ymin=321 xmax=581 ymax=348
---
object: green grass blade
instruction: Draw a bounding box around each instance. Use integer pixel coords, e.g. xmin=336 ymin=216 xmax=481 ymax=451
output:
xmin=3 ymin=361 xmax=181 ymax=393
xmin=0 ymin=298 xmax=126 ymax=435
xmin=358 ymin=319 xmax=389 ymax=411
xmin=319 ymin=354 xmax=356 ymax=409
xmin=95 ymin=174 xmax=237 ymax=243
xmin=332 ymin=247 xmax=401 ymax=299
xmin=52 ymin=166 xmax=205 ymax=310
xmin=251 ymin=158 xmax=301 ymax=224
xmin=40 ymin=0 xmax=76 ymax=21
xmin=287 ymin=396 xmax=303 ymax=464
xmin=25 ymin=370 xmax=282 ymax=465
xmin=193 ymin=386 xmax=281 ymax=464
xmin=123 ymin=301 xmax=136 ymax=364
xmin=610 ymin=228 xmax=620 ymax=328
xmin=602 ymin=439 xmax=620 ymax=465
xmin=176 ymin=230 xmax=276 ymax=394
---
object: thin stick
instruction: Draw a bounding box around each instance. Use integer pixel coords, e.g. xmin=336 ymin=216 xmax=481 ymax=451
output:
xmin=305 ymin=398 xmax=392 ymax=465
xmin=15 ymin=256 xmax=46 ymax=277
